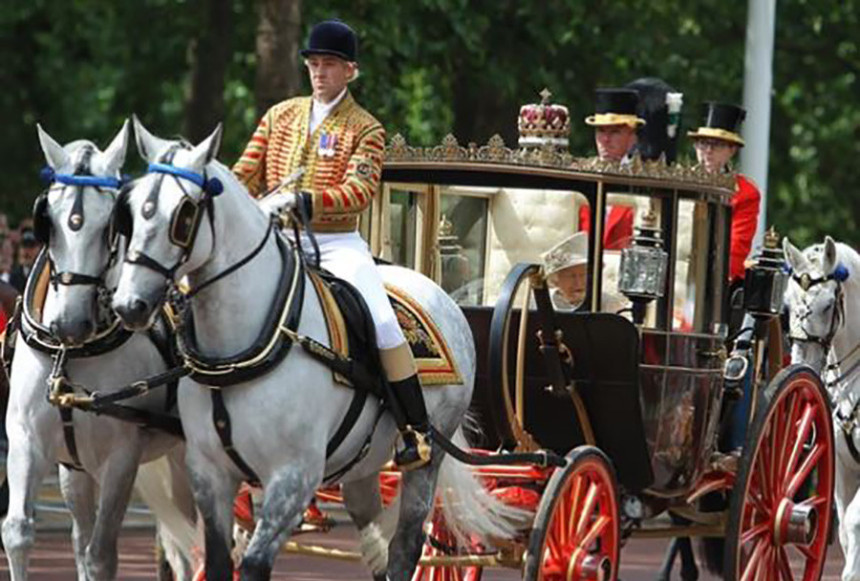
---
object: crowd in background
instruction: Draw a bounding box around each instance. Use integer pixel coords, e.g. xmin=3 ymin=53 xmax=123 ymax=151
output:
xmin=0 ymin=212 xmax=41 ymax=333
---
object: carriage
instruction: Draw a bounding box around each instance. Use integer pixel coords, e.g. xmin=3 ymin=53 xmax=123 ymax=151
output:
xmin=6 ymin=95 xmax=835 ymax=581
xmin=270 ymin=93 xmax=836 ymax=581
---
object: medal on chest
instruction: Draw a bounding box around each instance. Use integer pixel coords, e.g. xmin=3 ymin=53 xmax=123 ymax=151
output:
xmin=318 ymin=132 xmax=338 ymax=158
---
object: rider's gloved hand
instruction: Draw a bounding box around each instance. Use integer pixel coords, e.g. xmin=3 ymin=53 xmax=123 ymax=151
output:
xmin=257 ymin=191 xmax=298 ymax=217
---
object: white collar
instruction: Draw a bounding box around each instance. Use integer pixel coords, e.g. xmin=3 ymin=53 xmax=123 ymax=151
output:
xmin=312 ymin=88 xmax=347 ymax=117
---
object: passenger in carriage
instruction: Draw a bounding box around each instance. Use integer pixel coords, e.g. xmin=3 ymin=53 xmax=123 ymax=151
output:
xmin=232 ymin=20 xmax=431 ymax=469
xmin=687 ymin=102 xmax=761 ymax=284
xmin=542 ymin=232 xmax=588 ymax=311
xmin=579 ymin=88 xmax=645 ymax=250
xmin=542 ymin=231 xmax=627 ymax=314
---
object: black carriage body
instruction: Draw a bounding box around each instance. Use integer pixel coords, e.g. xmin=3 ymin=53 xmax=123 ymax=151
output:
xmin=378 ymin=146 xmax=735 ymax=499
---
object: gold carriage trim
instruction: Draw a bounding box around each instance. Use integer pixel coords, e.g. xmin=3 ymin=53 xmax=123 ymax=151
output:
xmin=384 ymin=133 xmax=736 ymax=190
xmin=310 ymin=273 xmax=462 ymax=387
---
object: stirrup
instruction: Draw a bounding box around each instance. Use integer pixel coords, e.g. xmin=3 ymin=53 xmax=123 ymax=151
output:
xmin=395 ymin=427 xmax=431 ymax=471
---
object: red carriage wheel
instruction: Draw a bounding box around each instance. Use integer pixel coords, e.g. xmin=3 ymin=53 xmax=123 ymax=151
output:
xmin=523 ymin=446 xmax=619 ymax=581
xmin=725 ymin=365 xmax=834 ymax=581
xmin=411 ymin=505 xmax=483 ymax=581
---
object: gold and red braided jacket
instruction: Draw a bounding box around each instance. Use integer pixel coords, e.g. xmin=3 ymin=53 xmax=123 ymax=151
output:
xmin=232 ymin=92 xmax=385 ymax=233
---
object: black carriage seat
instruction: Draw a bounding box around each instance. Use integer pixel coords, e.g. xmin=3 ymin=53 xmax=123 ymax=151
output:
xmin=555 ymin=311 xmax=654 ymax=492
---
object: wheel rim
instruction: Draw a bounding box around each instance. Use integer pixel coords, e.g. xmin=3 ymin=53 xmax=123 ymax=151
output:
xmin=539 ymin=457 xmax=618 ymax=581
xmin=735 ymin=373 xmax=834 ymax=581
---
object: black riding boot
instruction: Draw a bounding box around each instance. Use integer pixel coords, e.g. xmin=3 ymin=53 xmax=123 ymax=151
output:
xmin=390 ymin=374 xmax=431 ymax=470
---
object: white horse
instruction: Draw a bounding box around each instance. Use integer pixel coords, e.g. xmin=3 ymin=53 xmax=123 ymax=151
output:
xmin=784 ymin=235 xmax=860 ymax=581
xmin=112 ymin=119 xmax=525 ymax=580
xmin=2 ymin=123 xmax=198 ymax=580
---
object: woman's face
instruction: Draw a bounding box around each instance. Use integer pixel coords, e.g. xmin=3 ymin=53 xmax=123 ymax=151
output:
xmin=550 ymin=263 xmax=587 ymax=307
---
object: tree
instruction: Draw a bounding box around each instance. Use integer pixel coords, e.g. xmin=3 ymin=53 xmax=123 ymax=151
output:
xmin=254 ymin=0 xmax=303 ymax=118
xmin=185 ymin=0 xmax=235 ymax=142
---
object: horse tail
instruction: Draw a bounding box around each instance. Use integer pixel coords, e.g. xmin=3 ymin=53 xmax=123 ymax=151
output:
xmin=436 ymin=426 xmax=532 ymax=544
xmin=134 ymin=449 xmax=202 ymax=578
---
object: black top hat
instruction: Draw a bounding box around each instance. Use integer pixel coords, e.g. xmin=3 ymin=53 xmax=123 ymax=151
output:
xmin=585 ymin=89 xmax=645 ymax=127
xmin=300 ymin=20 xmax=358 ymax=62
xmin=688 ymin=102 xmax=746 ymax=146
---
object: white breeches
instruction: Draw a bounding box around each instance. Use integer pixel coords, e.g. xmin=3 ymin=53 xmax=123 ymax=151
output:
xmin=295 ymin=231 xmax=406 ymax=350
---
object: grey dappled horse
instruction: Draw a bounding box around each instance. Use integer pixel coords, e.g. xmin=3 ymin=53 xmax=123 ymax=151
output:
xmin=2 ymin=124 xmax=198 ymax=580
xmin=112 ymin=118 xmax=525 ymax=580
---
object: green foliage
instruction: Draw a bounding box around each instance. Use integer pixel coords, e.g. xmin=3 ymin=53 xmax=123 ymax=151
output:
xmin=0 ymin=0 xmax=857 ymax=247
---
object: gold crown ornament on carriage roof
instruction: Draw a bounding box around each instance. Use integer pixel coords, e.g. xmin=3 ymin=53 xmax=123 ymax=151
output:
xmin=518 ymin=88 xmax=570 ymax=150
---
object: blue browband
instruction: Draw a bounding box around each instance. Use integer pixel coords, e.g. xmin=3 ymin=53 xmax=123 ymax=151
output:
xmin=40 ymin=167 xmax=124 ymax=189
xmin=147 ymin=163 xmax=223 ymax=196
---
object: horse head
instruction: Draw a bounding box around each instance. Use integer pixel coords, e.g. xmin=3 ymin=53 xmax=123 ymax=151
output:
xmin=35 ymin=121 xmax=129 ymax=345
xmin=112 ymin=116 xmax=223 ymax=330
xmin=783 ymin=235 xmax=850 ymax=371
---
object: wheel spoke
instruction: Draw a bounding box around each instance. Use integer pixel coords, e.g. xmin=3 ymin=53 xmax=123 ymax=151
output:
xmin=575 ymin=482 xmax=600 ymax=541
xmin=793 ymin=542 xmax=815 ymax=560
xmin=740 ymin=539 xmax=767 ymax=581
xmin=785 ymin=443 xmax=824 ymax=499
xmin=782 ymin=404 xmax=816 ymax=491
xmin=776 ymin=392 xmax=800 ymax=484
xmin=566 ymin=475 xmax=584 ymax=543
xmin=754 ymin=447 xmax=773 ymax=503
xmin=578 ymin=514 xmax=610 ymax=552
xmin=740 ymin=521 xmax=770 ymax=546
xmin=777 ymin=547 xmax=794 ymax=581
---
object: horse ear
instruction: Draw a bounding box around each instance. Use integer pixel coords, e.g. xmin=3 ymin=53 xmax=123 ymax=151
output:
xmin=37 ymin=124 xmax=70 ymax=170
xmin=823 ymin=236 xmax=838 ymax=274
xmin=132 ymin=115 xmax=171 ymax=163
xmin=187 ymin=123 xmax=223 ymax=169
xmin=102 ymin=119 xmax=130 ymax=176
xmin=782 ymin=237 xmax=807 ymax=273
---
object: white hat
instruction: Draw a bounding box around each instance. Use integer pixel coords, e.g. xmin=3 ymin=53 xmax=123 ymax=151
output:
xmin=542 ymin=232 xmax=588 ymax=276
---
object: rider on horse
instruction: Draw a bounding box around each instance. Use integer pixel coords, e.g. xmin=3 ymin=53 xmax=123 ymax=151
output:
xmin=232 ymin=19 xmax=431 ymax=470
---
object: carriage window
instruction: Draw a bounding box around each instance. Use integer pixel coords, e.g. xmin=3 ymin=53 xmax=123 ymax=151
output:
xmin=673 ymin=199 xmax=712 ymax=331
xmin=387 ymin=189 xmax=419 ymax=269
xmin=438 ymin=193 xmax=489 ymax=306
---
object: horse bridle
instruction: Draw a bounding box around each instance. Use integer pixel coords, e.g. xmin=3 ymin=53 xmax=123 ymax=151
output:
xmin=36 ymin=153 xmax=126 ymax=290
xmin=787 ymin=266 xmax=849 ymax=351
xmin=120 ymin=146 xmax=223 ymax=282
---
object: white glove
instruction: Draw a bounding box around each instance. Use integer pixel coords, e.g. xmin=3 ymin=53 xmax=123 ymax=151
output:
xmin=257 ymin=191 xmax=297 ymax=216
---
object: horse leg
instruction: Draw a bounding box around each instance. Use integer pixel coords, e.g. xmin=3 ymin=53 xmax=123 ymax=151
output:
xmin=187 ymin=454 xmax=240 ymax=581
xmin=238 ymin=463 xmax=321 ymax=581
xmin=84 ymin=447 xmax=142 ymax=581
xmin=59 ymin=465 xmax=97 ymax=581
xmin=2 ymin=428 xmax=56 ymax=581
xmin=387 ymin=457 xmax=442 ymax=581
xmin=343 ymin=473 xmax=389 ymax=581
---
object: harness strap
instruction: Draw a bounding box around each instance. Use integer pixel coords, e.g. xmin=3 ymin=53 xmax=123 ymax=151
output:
xmin=325 ymin=389 xmax=368 ymax=458
xmin=185 ymin=221 xmax=274 ymax=299
xmin=59 ymin=405 xmax=83 ymax=470
xmin=211 ymin=389 xmax=260 ymax=484
xmin=49 ymin=352 xmax=84 ymax=470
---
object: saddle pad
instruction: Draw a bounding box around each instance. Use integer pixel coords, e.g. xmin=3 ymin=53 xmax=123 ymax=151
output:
xmin=309 ymin=273 xmax=462 ymax=387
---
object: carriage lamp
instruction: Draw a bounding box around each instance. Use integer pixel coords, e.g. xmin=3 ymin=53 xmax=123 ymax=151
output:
xmin=618 ymin=211 xmax=668 ymax=324
xmin=742 ymin=227 xmax=789 ymax=319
